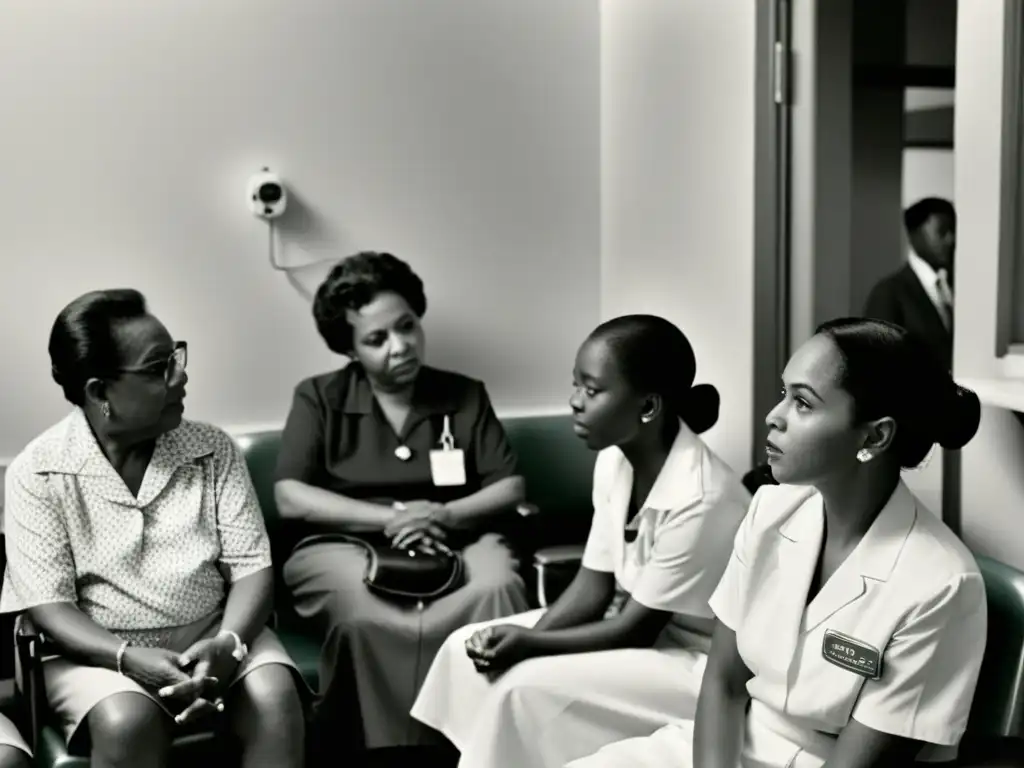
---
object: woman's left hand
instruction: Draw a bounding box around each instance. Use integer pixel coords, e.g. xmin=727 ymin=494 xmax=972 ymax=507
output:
xmin=159 ymin=636 xmax=240 ymax=723
xmin=465 ymin=625 xmax=536 ymax=673
xmin=391 ymin=519 xmax=450 ymax=552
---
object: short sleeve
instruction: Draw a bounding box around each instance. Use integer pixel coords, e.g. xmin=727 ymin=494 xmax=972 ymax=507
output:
xmin=275 ymin=380 xmax=325 ymax=483
xmin=469 ymin=383 xmax=517 ymax=486
xmin=1 ymin=458 xmax=77 ymax=611
xmin=0 ymin=711 xmax=28 ymax=755
xmin=580 ymin=451 xmax=616 ymax=573
xmin=212 ymin=432 xmax=273 ymax=582
xmin=851 ymin=573 xmax=988 ymax=746
xmin=707 ymin=486 xmax=765 ymax=630
xmin=629 ymin=494 xmax=740 ymax=617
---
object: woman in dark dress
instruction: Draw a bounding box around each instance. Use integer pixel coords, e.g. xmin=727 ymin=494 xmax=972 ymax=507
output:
xmin=274 ymin=252 xmax=530 ymax=754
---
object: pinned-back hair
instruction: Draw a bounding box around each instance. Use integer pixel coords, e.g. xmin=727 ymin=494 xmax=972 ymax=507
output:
xmin=816 ymin=317 xmax=980 ymax=468
xmin=48 ymin=289 xmax=148 ymax=406
xmin=590 ymin=314 xmax=720 ymax=434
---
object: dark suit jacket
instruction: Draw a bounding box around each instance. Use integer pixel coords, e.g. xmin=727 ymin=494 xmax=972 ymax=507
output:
xmin=863 ymin=264 xmax=952 ymax=371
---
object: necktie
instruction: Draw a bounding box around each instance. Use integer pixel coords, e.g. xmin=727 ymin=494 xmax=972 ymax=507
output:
xmin=935 ymin=271 xmax=954 ymax=330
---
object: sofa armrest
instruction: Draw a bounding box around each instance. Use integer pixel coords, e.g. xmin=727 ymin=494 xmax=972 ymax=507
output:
xmin=533 ymin=544 xmax=585 ymax=567
xmin=515 ymin=503 xmax=540 ymax=518
xmin=14 ymin=614 xmax=47 ymax=756
xmin=533 ymin=544 xmax=585 ymax=607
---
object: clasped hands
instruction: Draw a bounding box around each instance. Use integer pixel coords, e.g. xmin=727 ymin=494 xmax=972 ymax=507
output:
xmin=385 ymin=500 xmax=454 ymax=555
xmin=464 ymin=624 xmax=535 ymax=674
xmin=123 ymin=634 xmax=240 ymax=725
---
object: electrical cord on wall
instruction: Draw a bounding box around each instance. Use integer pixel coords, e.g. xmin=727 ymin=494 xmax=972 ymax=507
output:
xmin=268 ymin=220 xmax=286 ymax=271
xmin=264 ymin=220 xmax=317 ymax=300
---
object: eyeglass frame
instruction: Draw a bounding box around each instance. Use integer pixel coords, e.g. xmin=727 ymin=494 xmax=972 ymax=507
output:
xmin=113 ymin=341 xmax=188 ymax=385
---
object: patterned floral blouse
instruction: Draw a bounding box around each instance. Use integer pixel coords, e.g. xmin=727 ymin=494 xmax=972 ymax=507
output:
xmin=1 ymin=409 xmax=272 ymax=647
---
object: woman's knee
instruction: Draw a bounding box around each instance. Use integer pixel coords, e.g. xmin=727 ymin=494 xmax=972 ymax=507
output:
xmin=488 ymin=655 xmax=573 ymax=710
xmin=236 ymin=664 xmax=301 ymax=712
xmin=87 ymin=693 xmax=170 ymax=756
xmin=231 ymin=664 xmax=304 ymax=742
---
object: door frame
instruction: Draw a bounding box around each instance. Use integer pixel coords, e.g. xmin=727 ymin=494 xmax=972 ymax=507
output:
xmin=751 ymin=0 xmax=793 ymax=471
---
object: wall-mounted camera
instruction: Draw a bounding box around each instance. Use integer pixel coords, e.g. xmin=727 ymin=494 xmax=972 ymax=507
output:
xmin=247 ymin=167 xmax=288 ymax=219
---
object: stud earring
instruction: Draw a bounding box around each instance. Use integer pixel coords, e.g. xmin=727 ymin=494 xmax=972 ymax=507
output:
xmin=101 ymin=402 xmax=110 ymax=419
xmin=856 ymin=448 xmax=872 ymax=463
xmin=640 ymin=412 xmax=654 ymax=424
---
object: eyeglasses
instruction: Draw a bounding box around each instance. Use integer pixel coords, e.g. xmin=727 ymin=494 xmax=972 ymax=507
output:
xmin=116 ymin=341 xmax=188 ymax=385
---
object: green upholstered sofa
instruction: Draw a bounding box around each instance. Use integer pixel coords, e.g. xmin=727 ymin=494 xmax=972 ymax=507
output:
xmin=11 ymin=415 xmax=596 ymax=767
xmin=12 ymin=415 xmax=1024 ymax=766
xmin=958 ymin=554 xmax=1024 ymax=765
xmin=232 ymin=414 xmax=597 ymax=692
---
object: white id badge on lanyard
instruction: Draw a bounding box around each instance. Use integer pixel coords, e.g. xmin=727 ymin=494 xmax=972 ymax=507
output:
xmin=430 ymin=415 xmax=467 ymax=487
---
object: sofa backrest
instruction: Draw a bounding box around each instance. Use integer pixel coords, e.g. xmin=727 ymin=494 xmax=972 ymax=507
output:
xmin=234 ymin=430 xmax=286 ymax=529
xmin=966 ymin=553 xmax=1024 ymax=738
xmin=501 ymin=414 xmax=596 ymax=544
xmin=234 ymin=413 xmax=597 ymax=544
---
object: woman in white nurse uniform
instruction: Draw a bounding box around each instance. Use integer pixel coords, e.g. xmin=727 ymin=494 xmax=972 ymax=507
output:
xmin=570 ymin=317 xmax=988 ymax=768
xmin=410 ymin=315 xmax=751 ymax=767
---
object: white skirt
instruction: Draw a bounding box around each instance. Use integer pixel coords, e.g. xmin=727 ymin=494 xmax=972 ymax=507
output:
xmin=410 ymin=608 xmax=708 ymax=768
xmin=565 ymin=701 xmax=840 ymax=768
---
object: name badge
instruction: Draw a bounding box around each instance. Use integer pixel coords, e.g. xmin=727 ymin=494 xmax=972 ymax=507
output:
xmin=822 ymin=629 xmax=882 ymax=680
xmin=430 ymin=415 xmax=466 ymax=487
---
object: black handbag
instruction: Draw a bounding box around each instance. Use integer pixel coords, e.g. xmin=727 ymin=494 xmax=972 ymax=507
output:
xmin=298 ymin=533 xmax=465 ymax=603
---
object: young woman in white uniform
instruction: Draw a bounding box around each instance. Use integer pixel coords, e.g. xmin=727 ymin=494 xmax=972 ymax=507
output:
xmin=569 ymin=318 xmax=988 ymax=768
xmin=410 ymin=315 xmax=751 ymax=768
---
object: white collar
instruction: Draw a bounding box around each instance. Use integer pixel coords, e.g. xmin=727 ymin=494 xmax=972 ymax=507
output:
xmin=907 ymin=250 xmax=953 ymax=308
xmin=907 ymin=249 xmax=941 ymax=287
xmin=605 ymin=419 xmax=706 ymax=520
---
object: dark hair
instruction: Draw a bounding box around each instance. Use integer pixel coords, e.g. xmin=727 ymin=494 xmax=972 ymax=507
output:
xmin=903 ymin=197 xmax=956 ymax=233
xmin=590 ymin=314 xmax=720 ymax=434
xmin=312 ymin=252 xmax=427 ymax=354
xmin=48 ymin=289 xmax=149 ymax=406
xmin=815 ymin=317 xmax=980 ymax=468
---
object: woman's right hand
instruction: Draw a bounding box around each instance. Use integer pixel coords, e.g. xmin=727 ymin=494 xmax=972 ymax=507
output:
xmin=122 ymin=646 xmax=222 ymax=722
xmin=392 ymin=521 xmax=450 ymax=553
xmin=384 ymin=501 xmax=447 ymax=538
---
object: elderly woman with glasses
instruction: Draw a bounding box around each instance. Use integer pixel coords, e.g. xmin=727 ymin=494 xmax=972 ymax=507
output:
xmin=1 ymin=289 xmax=306 ymax=768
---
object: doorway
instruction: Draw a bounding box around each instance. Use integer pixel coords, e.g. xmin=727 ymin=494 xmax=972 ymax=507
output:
xmin=753 ymin=0 xmax=960 ymax=525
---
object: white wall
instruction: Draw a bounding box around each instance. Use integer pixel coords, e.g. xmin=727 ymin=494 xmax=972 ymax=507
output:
xmin=902 ymin=148 xmax=955 ymax=206
xmin=600 ymin=0 xmax=756 ymax=472
xmin=0 ymin=0 xmax=601 ymax=459
xmin=953 ymin=0 xmax=1024 ymax=571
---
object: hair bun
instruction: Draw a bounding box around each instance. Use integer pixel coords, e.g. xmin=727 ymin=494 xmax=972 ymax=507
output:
xmin=937 ymin=384 xmax=981 ymax=451
xmin=679 ymin=383 xmax=720 ymax=434
xmin=50 ymin=364 xmax=65 ymax=387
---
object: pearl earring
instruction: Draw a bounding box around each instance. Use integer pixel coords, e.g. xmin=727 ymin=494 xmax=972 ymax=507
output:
xmin=101 ymin=402 xmax=110 ymax=419
xmin=856 ymin=448 xmax=872 ymax=463
xmin=640 ymin=413 xmax=654 ymax=424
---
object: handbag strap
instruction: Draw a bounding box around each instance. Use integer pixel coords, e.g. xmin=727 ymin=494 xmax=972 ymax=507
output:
xmin=296 ymin=532 xmax=464 ymax=601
